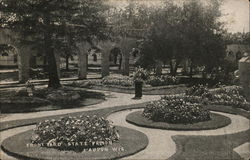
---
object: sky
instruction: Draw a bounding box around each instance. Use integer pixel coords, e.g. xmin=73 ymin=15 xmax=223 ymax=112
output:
xmin=220 ymin=0 xmax=249 ymax=33
xmin=108 ymin=0 xmax=250 ymax=33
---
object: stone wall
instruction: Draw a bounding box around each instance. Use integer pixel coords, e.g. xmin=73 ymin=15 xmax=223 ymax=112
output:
xmin=239 ymin=56 xmax=250 ymax=101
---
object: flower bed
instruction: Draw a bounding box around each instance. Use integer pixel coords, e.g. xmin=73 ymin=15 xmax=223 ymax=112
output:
xmin=102 ymin=75 xmax=133 ymax=87
xmin=126 ymin=110 xmax=231 ymax=130
xmin=143 ymin=99 xmax=211 ymax=124
xmin=31 ymin=115 xmax=119 ymax=150
xmin=2 ymin=126 xmax=148 ymax=160
xmin=185 ymin=85 xmax=250 ymax=111
xmin=146 ymin=76 xmax=179 ymax=87
xmin=210 ymin=87 xmax=250 ymax=111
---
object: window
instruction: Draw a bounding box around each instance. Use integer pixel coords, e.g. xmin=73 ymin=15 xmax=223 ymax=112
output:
xmin=92 ymin=53 xmax=97 ymax=62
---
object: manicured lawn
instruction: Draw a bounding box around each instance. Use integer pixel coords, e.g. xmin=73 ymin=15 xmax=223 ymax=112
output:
xmin=2 ymin=126 xmax=148 ymax=160
xmin=169 ymin=129 xmax=250 ymax=160
xmin=126 ymin=111 xmax=231 ymax=130
xmin=0 ymin=102 xmax=148 ymax=131
xmin=1 ymin=102 xmax=249 ymax=160
xmin=0 ymin=88 xmax=105 ymax=113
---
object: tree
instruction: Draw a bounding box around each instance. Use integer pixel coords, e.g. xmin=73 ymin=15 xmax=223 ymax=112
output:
xmin=181 ymin=0 xmax=226 ymax=78
xmin=0 ymin=0 xmax=109 ymax=88
xmin=139 ymin=0 xmax=226 ymax=77
xmin=139 ymin=1 xmax=185 ymax=76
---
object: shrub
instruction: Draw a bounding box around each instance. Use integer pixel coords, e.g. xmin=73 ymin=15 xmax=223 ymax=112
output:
xmin=185 ymin=84 xmax=213 ymax=99
xmin=143 ymin=99 xmax=211 ymax=124
xmin=101 ymin=75 xmax=133 ymax=87
xmin=31 ymin=115 xmax=119 ymax=151
xmin=146 ymin=75 xmax=179 ymax=87
xmin=46 ymin=90 xmax=81 ymax=105
xmin=162 ymin=95 xmax=205 ymax=105
xmin=211 ymin=86 xmax=250 ymax=111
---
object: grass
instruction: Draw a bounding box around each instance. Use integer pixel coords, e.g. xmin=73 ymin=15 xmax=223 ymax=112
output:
xmin=0 ymin=88 xmax=105 ymax=113
xmin=1 ymin=102 xmax=249 ymax=160
xmin=1 ymin=126 xmax=148 ymax=160
xmin=126 ymin=111 xmax=231 ymax=130
xmin=0 ymin=102 xmax=147 ymax=131
xmin=169 ymin=129 xmax=250 ymax=160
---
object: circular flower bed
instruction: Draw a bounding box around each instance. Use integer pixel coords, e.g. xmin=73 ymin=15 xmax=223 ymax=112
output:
xmin=2 ymin=126 xmax=148 ymax=160
xmin=31 ymin=115 xmax=119 ymax=151
xmin=143 ymin=99 xmax=211 ymax=124
xmin=126 ymin=110 xmax=231 ymax=130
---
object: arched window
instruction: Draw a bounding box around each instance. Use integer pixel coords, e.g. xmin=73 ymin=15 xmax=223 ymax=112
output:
xmin=92 ymin=53 xmax=97 ymax=62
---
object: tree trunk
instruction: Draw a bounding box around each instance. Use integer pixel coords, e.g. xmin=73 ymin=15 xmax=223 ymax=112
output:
xmin=44 ymin=15 xmax=61 ymax=89
xmin=77 ymin=42 xmax=89 ymax=79
xmin=101 ymin=51 xmax=110 ymax=77
xmin=18 ymin=47 xmax=30 ymax=83
xmin=155 ymin=60 xmax=163 ymax=76
xmin=189 ymin=60 xmax=193 ymax=79
xmin=169 ymin=60 xmax=174 ymax=76
xmin=122 ymin=51 xmax=129 ymax=76
xmin=65 ymin=55 xmax=69 ymax=71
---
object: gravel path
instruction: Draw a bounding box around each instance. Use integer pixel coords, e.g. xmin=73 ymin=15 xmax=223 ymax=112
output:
xmin=107 ymin=109 xmax=250 ymax=160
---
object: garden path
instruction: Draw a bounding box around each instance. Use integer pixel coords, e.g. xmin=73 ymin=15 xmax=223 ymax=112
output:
xmin=107 ymin=109 xmax=250 ymax=160
xmin=0 ymin=90 xmax=161 ymax=122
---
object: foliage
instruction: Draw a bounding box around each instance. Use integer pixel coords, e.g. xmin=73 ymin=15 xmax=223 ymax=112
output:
xmin=46 ymin=90 xmax=81 ymax=105
xmin=185 ymin=85 xmax=250 ymax=111
xmin=146 ymin=75 xmax=179 ymax=87
xmin=132 ymin=67 xmax=150 ymax=82
xmin=0 ymin=0 xmax=109 ymax=88
xmin=143 ymin=99 xmax=211 ymax=124
xmin=210 ymin=87 xmax=250 ymax=111
xmin=162 ymin=95 xmax=204 ymax=105
xmin=102 ymin=75 xmax=133 ymax=87
xmin=185 ymin=84 xmax=212 ymax=99
xmin=0 ymin=44 xmax=14 ymax=54
xmin=139 ymin=0 xmax=226 ymax=77
xmin=223 ymin=32 xmax=250 ymax=45
xmin=31 ymin=115 xmax=119 ymax=150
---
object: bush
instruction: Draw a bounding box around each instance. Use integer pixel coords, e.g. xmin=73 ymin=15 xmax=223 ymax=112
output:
xmin=143 ymin=99 xmax=211 ymax=124
xmin=46 ymin=90 xmax=81 ymax=105
xmin=31 ymin=115 xmax=119 ymax=151
xmin=162 ymin=95 xmax=205 ymax=105
xmin=101 ymin=75 xmax=133 ymax=87
xmin=146 ymin=75 xmax=179 ymax=87
xmin=185 ymin=84 xmax=213 ymax=100
xmin=211 ymin=87 xmax=250 ymax=111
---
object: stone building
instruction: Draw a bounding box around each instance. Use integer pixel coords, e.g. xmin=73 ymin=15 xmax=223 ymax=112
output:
xmin=226 ymin=44 xmax=250 ymax=63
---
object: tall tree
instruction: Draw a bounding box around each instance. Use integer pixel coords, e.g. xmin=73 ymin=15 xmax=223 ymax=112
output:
xmin=0 ymin=0 xmax=109 ymax=88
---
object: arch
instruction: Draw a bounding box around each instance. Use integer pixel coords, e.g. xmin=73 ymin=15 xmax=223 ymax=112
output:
xmin=110 ymin=47 xmax=121 ymax=65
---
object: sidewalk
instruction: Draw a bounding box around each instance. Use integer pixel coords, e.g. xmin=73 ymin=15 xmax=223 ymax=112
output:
xmin=0 ymin=89 xmax=161 ymax=122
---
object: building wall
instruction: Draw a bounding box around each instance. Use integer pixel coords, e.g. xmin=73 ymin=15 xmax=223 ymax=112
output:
xmin=226 ymin=44 xmax=250 ymax=62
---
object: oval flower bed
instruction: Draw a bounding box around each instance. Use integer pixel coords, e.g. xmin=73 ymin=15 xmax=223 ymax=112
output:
xmin=143 ymin=99 xmax=211 ymax=124
xmin=126 ymin=110 xmax=231 ymax=130
xmin=1 ymin=115 xmax=148 ymax=160
xmin=125 ymin=98 xmax=231 ymax=130
xmin=31 ymin=115 xmax=119 ymax=150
